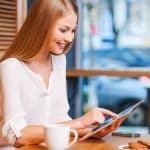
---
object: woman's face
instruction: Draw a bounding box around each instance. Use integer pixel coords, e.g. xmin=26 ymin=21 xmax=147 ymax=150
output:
xmin=48 ymin=11 xmax=77 ymax=55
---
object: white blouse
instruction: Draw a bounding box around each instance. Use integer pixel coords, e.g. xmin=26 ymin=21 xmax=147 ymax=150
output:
xmin=0 ymin=54 xmax=71 ymax=146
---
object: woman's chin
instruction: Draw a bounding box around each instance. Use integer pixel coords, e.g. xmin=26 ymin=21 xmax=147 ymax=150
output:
xmin=50 ymin=50 xmax=64 ymax=55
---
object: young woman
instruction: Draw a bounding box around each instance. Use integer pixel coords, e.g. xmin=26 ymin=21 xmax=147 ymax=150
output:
xmin=0 ymin=0 xmax=121 ymax=148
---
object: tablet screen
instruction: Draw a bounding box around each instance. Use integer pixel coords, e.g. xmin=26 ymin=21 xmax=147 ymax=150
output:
xmin=80 ymin=100 xmax=144 ymax=141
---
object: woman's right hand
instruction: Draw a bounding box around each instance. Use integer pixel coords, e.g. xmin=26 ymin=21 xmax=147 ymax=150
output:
xmin=77 ymin=107 xmax=118 ymax=129
xmin=61 ymin=107 xmax=118 ymax=138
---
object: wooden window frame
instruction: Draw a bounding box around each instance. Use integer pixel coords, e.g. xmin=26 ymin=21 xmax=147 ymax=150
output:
xmin=0 ymin=0 xmax=27 ymax=56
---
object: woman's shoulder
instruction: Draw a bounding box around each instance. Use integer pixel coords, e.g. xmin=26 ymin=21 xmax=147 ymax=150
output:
xmin=1 ymin=58 xmax=19 ymax=65
xmin=0 ymin=58 xmax=23 ymax=80
xmin=0 ymin=58 xmax=20 ymax=69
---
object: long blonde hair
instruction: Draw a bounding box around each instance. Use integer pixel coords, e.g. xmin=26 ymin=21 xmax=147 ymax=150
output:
xmin=1 ymin=0 xmax=78 ymax=62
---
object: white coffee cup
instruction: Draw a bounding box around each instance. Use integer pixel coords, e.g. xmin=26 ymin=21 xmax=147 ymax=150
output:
xmin=44 ymin=124 xmax=78 ymax=150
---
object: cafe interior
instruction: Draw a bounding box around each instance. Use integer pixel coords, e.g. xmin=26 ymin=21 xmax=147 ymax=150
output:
xmin=1 ymin=0 xmax=150 ymax=149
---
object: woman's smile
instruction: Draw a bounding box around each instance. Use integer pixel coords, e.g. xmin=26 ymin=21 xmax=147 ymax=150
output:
xmin=57 ymin=42 xmax=66 ymax=50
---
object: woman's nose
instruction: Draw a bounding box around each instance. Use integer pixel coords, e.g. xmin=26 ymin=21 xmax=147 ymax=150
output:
xmin=64 ymin=33 xmax=74 ymax=43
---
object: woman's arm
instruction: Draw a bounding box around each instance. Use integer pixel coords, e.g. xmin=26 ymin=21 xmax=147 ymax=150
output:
xmin=14 ymin=119 xmax=90 ymax=147
xmin=14 ymin=107 xmax=118 ymax=147
xmin=14 ymin=125 xmax=44 ymax=147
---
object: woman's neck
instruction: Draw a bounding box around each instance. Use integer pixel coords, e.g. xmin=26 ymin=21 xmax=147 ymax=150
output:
xmin=27 ymin=51 xmax=51 ymax=65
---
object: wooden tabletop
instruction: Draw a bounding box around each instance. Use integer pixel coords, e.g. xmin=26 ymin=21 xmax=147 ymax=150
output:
xmin=17 ymin=134 xmax=150 ymax=150
xmin=66 ymin=68 xmax=150 ymax=77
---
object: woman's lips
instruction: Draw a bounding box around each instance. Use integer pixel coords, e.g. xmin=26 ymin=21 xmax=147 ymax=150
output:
xmin=57 ymin=42 xmax=66 ymax=49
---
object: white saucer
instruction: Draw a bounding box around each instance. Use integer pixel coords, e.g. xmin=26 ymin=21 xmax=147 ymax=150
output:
xmin=119 ymin=144 xmax=130 ymax=150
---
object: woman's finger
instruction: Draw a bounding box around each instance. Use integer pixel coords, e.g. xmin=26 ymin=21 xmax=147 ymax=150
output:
xmin=98 ymin=108 xmax=118 ymax=118
xmin=94 ymin=112 xmax=105 ymax=124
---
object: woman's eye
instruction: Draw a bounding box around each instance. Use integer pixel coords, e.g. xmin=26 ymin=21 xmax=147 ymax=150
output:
xmin=60 ymin=29 xmax=67 ymax=33
xmin=72 ymin=30 xmax=76 ymax=33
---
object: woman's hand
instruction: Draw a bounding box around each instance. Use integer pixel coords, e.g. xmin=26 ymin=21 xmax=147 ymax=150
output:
xmin=61 ymin=107 xmax=118 ymax=138
xmin=91 ymin=115 xmax=127 ymax=139
xmin=78 ymin=107 xmax=118 ymax=129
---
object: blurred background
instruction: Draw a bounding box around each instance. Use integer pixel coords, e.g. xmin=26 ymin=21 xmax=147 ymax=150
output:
xmin=77 ymin=0 xmax=150 ymax=127
xmin=74 ymin=0 xmax=150 ymax=134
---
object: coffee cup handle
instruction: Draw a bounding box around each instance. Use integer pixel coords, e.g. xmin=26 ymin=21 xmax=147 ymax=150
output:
xmin=67 ymin=129 xmax=78 ymax=148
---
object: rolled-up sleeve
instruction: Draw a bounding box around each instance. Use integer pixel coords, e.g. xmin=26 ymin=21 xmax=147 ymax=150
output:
xmin=0 ymin=59 xmax=27 ymax=145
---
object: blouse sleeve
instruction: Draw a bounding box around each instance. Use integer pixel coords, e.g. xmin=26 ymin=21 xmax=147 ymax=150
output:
xmin=0 ymin=59 xmax=27 ymax=145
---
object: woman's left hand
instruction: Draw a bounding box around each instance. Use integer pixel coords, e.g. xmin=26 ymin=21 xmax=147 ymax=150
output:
xmin=91 ymin=115 xmax=127 ymax=139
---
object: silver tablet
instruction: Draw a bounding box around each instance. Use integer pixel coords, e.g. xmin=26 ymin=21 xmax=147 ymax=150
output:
xmin=80 ymin=100 xmax=144 ymax=141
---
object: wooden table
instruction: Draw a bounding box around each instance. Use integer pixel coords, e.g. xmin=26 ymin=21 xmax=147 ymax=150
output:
xmin=17 ymin=134 xmax=150 ymax=150
xmin=67 ymin=68 xmax=150 ymax=77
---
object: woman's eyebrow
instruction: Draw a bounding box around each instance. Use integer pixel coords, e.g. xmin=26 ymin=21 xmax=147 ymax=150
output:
xmin=62 ymin=25 xmax=77 ymax=30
